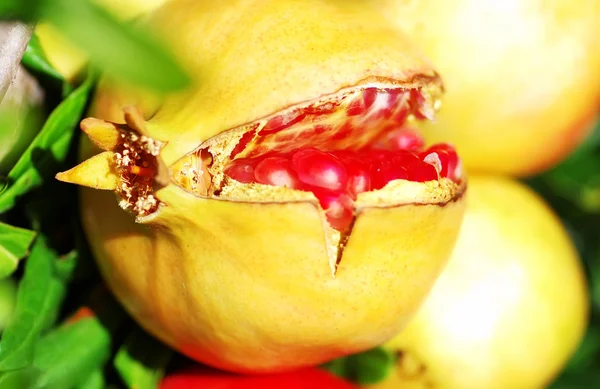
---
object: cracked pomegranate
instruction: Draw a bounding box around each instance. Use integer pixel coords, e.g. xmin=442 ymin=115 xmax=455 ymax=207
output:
xmin=56 ymin=0 xmax=466 ymax=373
xmin=370 ymin=0 xmax=600 ymax=176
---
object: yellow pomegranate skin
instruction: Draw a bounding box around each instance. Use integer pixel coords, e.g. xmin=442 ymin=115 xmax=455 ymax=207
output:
xmin=64 ymin=0 xmax=467 ymax=374
xmin=370 ymin=0 xmax=600 ymax=176
xmin=368 ymin=176 xmax=588 ymax=389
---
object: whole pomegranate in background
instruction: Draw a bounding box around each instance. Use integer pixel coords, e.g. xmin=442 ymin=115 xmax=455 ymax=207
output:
xmin=367 ymin=176 xmax=588 ymax=389
xmin=160 ymin=366 xmax=357 ymax=389
xmin=369 ymin=0 xmax=600 ymax=176
xmin=57 ymin=0 xmax=467 ymax=374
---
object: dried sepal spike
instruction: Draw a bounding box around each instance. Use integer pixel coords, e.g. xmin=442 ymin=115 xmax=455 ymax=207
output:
xmin=123 ymin=106 xmax=152 ymax=137
xmin=55 ymin=151 xmax=119 ymax=190
xmin=80 ymin=118 xmax=120 ymax=151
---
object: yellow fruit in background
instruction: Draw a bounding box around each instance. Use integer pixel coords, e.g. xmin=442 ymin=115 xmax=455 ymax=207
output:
xmin=370 ymin=0 xmax=600 ymax=176
xmin=368 ymin=175 xmax=588 ymax=389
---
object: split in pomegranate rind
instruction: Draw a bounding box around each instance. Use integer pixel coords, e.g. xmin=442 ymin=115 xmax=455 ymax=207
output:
xmin=171 ymin=86 xmax=463 ymax=235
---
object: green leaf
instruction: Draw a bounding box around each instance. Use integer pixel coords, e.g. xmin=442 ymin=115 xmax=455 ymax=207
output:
xmin=31 ymin=318 xmax=112 ymax=389
xmin=0 ymin=366 xmax=41 ymax=389
xmin=0 ymin=278 xmax=17 ymax=330
xmin=0 ymin=0 xmax=39 ymax=21
xmin=0 ymin=72 xmax=95 ymax=213
xmin=43 ymin=0 xmax=190 ymax=93
xmin=114 ymin=328 xmax=174 ymax=389
xmin=76 ymin=369 xmax=105 ymax=389
xmin=0 ymin=223 xmax=36 ymax=279
xmin=53 ymin=250 xmax=79 ymax=283
xmin=323 ymin=347 xmax=395 ymax=386
xmin=21 ymin=33 xmax=72 ymax=97
xmin=530 ymin=122 xmax=600 ymax=213
xmin=0 ymin=237 xmax=68 ymax=371
xmin=550 ymin=370 xmax=600 ymax=389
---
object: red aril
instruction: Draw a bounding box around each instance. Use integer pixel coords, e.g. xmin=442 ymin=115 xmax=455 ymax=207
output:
xmin=314 ymin=190 xmax=355 ymax=232
xmin=408 ymin=160 xmax=439 ymax=182
xmin=422 ymin=143 xmax=459 ymax=180
xmin=225 ymin=128 xmax=461 ymax=232
xmin=385 ymin=128 xmax=425 ymax=151
xmin=254 ymin=157 xmax=300 ymax=188
xmin=225 ymin=159 xmax=256 ymax=184
xmin=292 ymin=148 xmax=348 ymax=191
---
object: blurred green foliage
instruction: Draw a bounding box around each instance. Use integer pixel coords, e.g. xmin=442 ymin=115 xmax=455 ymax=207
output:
xmin=1 ymin=0 xmax=190 ymax=93
xmin=0 ymin=1 xmax=599 ymax=388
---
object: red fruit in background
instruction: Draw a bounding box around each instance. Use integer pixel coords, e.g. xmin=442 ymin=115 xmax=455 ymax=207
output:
xmin=160 ymin=366 xmax=357 ymax=389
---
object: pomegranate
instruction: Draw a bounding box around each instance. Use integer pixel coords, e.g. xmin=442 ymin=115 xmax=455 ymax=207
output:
xmin=56 ymin=0 xmax=466 ymax=373
xmin=160 ymin=365 xmax=357 ymax=389
xmin=369 ymin=0 xmax=600 ymax=176
xmin=366 ymin=176 xmax=588 ymax=389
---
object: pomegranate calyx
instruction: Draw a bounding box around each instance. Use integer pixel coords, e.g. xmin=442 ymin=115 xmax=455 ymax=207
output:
xmin=56 ymin=107 xmax=168 ymax=219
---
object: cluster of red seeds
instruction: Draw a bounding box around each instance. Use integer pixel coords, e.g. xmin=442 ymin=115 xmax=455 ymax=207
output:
xmin=225 ymin=128 xmax=459 ymax=231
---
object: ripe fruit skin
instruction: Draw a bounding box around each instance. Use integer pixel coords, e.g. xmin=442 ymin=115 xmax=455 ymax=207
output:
xmin=368 ymin=176 xmax=588 ymax=389
xmin=370 ymin=0 xmax=600 ymax=176
xmin=62 ymin=0 xmax=467 ymax=374
xmin=159 ymin=366 xmax=357 ymax=389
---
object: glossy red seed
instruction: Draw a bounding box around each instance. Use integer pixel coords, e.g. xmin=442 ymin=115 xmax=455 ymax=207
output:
xmin=387 ymin=89 xmax=404 ymax=107
xmin=225 ymin=159 xmax=257 ymax=183
xmin=292 ymin=149 xmax=348 ymax=191
xmin=385 ymin=128 xmax=425 ymax=151
xmin=422 ymin=143 xmax=459 ymax=180
xmin=347 ymin=169 xmax=371 ymax=198
xmin=315 ymin=192 xmax=354 ymax=232
xmin=392 ymin=103 xmax=410 ymax=123
xmin=408 ymin=160 xmax=439 ymax=182
xmin=363 ymin=87 xmax=378 ymax=110
xmin=409 ymin=89 xmax=428 ymax=120
xmin=371 ymin=159 xmax=409 ymax=190
xmin=335 ymin=152 xmax=371 ymax=198
xmin=347 ymin=88 xmax=378 ymax=116
xmin=261 ymin=112 xmax=306 ymax=136
xmin=254 ymin=157 xmax=301 ymax=188
xmin=347 ymin=98 xmax=367 ymax=116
